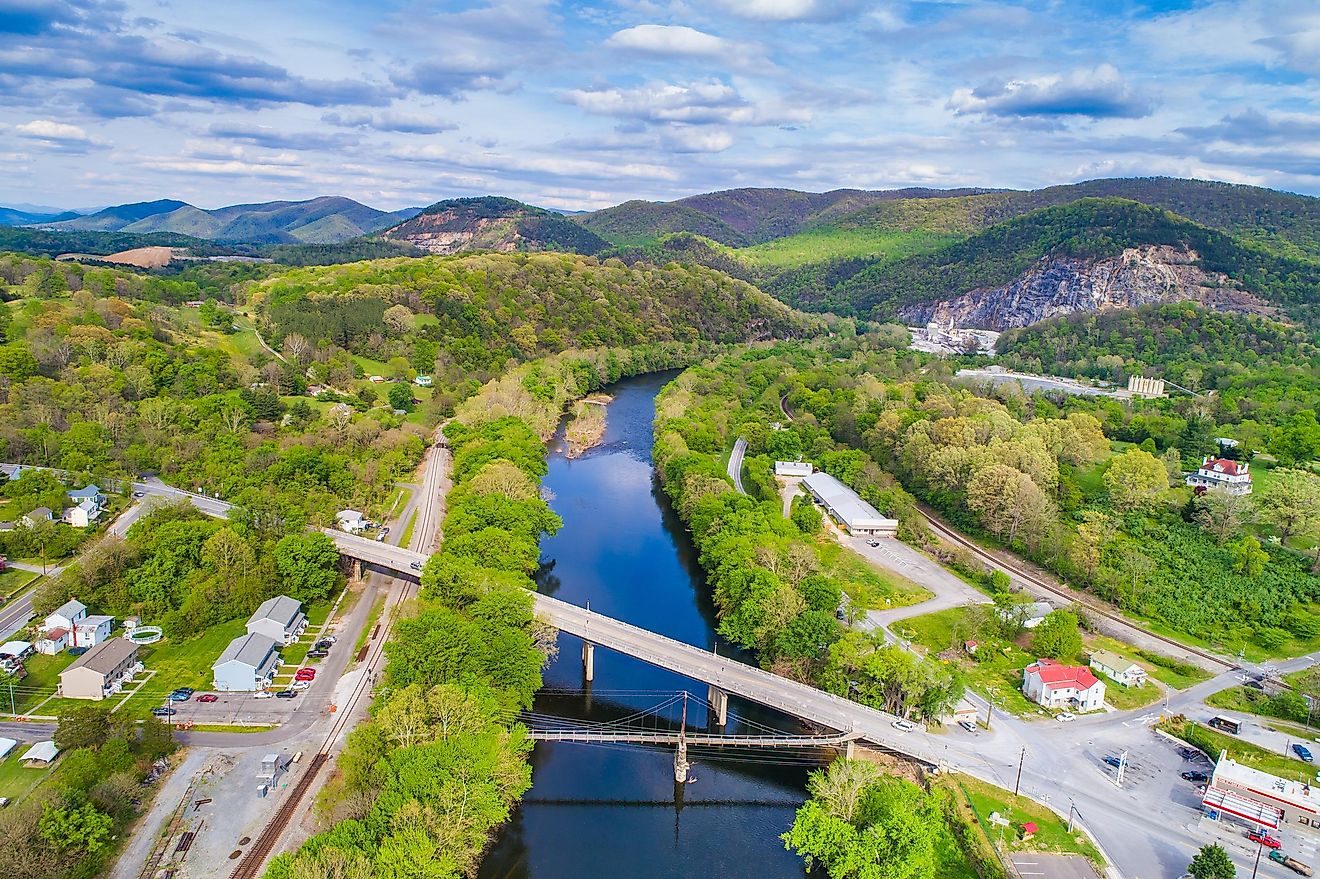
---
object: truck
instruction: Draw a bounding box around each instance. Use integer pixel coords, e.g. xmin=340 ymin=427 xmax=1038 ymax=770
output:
xmin=1270 ymin=850 xmax=1314 ymax=876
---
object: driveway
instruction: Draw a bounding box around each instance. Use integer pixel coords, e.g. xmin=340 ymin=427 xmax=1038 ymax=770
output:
xmin=843 ymin=535 xmax=991 ymax=627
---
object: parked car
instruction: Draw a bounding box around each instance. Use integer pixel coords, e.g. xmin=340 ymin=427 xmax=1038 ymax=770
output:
xmin=1055 ymin=713 xmax=1075 ymax=722
xmin=315 ymin=639 xmax=334 ymax=650
xmin=1249 ymin=830 xmax=1283 ymax=849
xmin=1181 ymin=770 xmax=1210 ymax=783
xmin=197 ymin=694 xmax=218 ymax=703
xmin=151 ymin=706 xmax=176 ymax=717
xmin=307 ymin=649 xmax=329 ymax=659
xmin=132 ymin=491 xmax=145 ymax=498
xmin=891 ymin=719 xmax=917 ymax=732
xmin=1270 ymin=850 xmax=1314 ymax=876
xmin=409 ymin=561 xmax=423 ymax=571
xmin=167 ymin=691 xmax=191 ymax=702
xmin=321 ymin=636 xmax=337 ymax=644
xmin=253 ymin=690 xmax=274 ymax=699
xmin=291 ymin=680 xmax=311 ymax=690
xmin=375 ymin=532 xmax=386 ymax=541
xmin=1295 ymin=744 xmax=1314 ymax=763
xmin=275 ymin=689 xmax=298 ymax=699
xmin=296 ymin=667 xmax=316 ymax=678
xmin=959 ymin=720 xmax=978 ymax=733
xmin=866 ymin=539 xmax=880 ymax=547
xmin=1103 ymin=755 xmax=1123 ymax=768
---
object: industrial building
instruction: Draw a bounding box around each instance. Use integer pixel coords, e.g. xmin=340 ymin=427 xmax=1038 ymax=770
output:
xmin=1202 ymin=753 xmax=1320 ymax=834
xmin=800 ymin=472 xmax=898 ymax=536
xmin=774 ymin=461 xmax=814 ymax=477
xmin=58 ymin=638 xmax=140 ymax=700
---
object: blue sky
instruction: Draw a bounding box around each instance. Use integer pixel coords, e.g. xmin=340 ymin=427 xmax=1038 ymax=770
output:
xmin=1 ymin=0 xmax=1318 ymax=211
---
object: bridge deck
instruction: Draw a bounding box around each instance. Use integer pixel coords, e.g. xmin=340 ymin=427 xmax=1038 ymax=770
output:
xmin=526 ymin=729 xmax=862 ymax=747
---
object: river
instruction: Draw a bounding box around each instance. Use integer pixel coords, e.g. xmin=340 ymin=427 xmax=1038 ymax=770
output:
xmin=479 ymin=371 xmax=812 ymax=879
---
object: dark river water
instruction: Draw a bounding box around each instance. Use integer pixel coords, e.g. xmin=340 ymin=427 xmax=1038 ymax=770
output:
xmin=478 ymin=371 xmax=812 ymax=879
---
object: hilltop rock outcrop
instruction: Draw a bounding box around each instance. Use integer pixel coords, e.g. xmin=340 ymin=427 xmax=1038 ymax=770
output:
xmin=384 ymin=197 xmax=608 ymax=256
xmin=899 ymin=245 xmax=1276 ymax=330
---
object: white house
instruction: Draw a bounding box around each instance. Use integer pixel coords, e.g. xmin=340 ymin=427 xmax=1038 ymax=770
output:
xmin=19 ymin=507 xmax=52 ymax=527
xmin=62 ymin=499 xmax=101 ymax=528
xmin=774 ymin=461 xmax=814 ymax=477
xmin=35 ymin=628 xmax=69 ymax=655
xmin=67 ymin=485 xmax=105 ymax=511
xmin=1089 ymin=650 xmax=1148 ymax=688
xmin=1186 ymin=457 xmax=1253 ymax=495
xmin=413 ymin=375 xmax=433 ymax=387
xmin=336 ymin=509 xmax=367 ymax=533
xmin=246 ymin=595 xmax=307 ymax=645
xmin=45 ymin=600 xmax=87 ymax=633
xmin=212 ymin=633 xmax=282 ymax=692
xmin=72 ymin=615 xmax=114 ymax=649
xmin=1022 ymin=659 xmax=1106 ymax=711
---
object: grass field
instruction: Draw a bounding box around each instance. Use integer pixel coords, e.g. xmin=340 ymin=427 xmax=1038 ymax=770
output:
xmin=8 ymin=651 xmax=77 ymax=713
xmin=738 ymin=228 xmax=961 ymax=269
xmin=815 ymin=539 xmax=932 ymax=611
xmin=0 ymin=752 xmax=54 ymax=800
xmin=937 ymin=774 xmax=1103 ymax=863
xmin=0 ymin=567 xmax=38 ymax=600
xmin=399 ymin=509 xmax=419 ymax=549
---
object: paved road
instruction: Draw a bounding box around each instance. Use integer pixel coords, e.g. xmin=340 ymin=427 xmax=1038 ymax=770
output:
xmin=845 ymin=535 xmax=990 ymax=626
xmin=727 ymin=437 xmax=748 ymax=495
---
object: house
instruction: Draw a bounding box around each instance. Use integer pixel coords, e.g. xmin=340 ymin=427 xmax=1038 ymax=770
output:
xmin=212 ymin=633 xmax=282 ymax=692
xmin=73 ymin=615 xmax=114 ymax=649
xmin=413 ymin=375 xmax=433 ymax=387
xmin=368 ymin=375 xmax=385 ymax=383
xmin=35 ymin=628 xmax=69 ymax=655
xmin=45 ymin=600 xmax=88 ymax=633
xmin=20 ymin=740 xmax=60 ymax=765
xmin=1089 ymin=650 xmax=1148 ymax=688
xmin=1186 ymin=457 xmax=1253 ymax=496
xmin=19 ymin=507 xmax=52 ymax=527
xmin=801 ymin=471 xmax=898 ymax=537
xmin=963 ymin=640 xmax=979 ymax=655
xmin=59 ymin=638 xmax=140 ymax=700
xmin=0 ymin=641 xmax=32 ymax=662
xmin=951 ymin=699 xmax=980 ymax=723
xmin=336 ymin=509 xmax=367 ymax=533
xmin=246 ymin=595 xmax=307 ymax=645
xmin=1022 ymin=602 xmax=1054 ymax=629
xmin=67 ymin=485 xmax=105 ymax=510
xmin=62 ymin=499 xmax=101 ymax=528
xmin=774 ymin=461 xmax=814 ymax=477
xmin=1022 ymin=658 xmax=1106 ymax=711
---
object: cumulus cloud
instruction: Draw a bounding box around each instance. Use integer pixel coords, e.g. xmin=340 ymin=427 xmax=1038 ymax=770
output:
xmin=948 ymin=64 xmax=1154 ymax=120
xmin=708 ymin=0 xmax=857 ymax=22
xmin=563 ymin=80 xmax=804 ymax=126
xmin=12 ymin=118 xmax=102 ymax=150
xmin=606 ymin=24 xmax=730 ymax=57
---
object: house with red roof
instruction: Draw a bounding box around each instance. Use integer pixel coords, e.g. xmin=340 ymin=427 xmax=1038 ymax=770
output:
xmin=1022 ymin=658 xmax=1106 ymax=711
xmin=1186 ymin=456 xmax=1252 ymax=496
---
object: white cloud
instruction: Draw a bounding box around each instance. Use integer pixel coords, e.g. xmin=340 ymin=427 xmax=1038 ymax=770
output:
xmin=708 ymin=0 xmax=849 ymax=21
xmin=949 ymin=65 xmax=1154 ymax=120
xmin=605 ymin=24 xmax=729 ymax=57
xmin=562 ymin=80 xmax=806 ymax=126
xmin=15 ymin=119 xmax=92 ymax=143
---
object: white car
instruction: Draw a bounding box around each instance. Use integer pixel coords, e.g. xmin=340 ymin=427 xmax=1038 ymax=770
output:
xmin=891 ymin=719 xmax=918 ymax=733
xmin=959 ymin=720 xmax=978 ymax=733
xmin=291 ymin=680 xmax=311 ymax=691
xmin=1055 ymin=712 xmax=1076 ymax=722
xmin=253 ymin=690 xmax=274 ymax=699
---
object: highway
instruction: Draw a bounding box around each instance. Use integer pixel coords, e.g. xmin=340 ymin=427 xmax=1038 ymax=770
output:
xmin=727 ymin=437 xmax=748 ymax=495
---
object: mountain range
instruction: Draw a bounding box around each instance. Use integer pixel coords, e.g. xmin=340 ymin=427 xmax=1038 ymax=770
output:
xmin=5 ymin=176 xmax=1319 ymax=331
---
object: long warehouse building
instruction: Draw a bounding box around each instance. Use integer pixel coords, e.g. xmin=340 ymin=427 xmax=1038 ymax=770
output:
xmin=801 ymin=471 xmax=898 ymax=537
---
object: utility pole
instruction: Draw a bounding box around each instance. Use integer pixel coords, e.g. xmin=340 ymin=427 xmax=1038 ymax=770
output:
xmin=1251 ymin=840 xmax=1263 ymax=879
xmin=1014 ymin=747 xmax=1026 ymax=796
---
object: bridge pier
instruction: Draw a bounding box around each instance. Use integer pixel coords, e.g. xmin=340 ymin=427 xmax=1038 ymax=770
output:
xmin=582 ymin=641 xmax=595 ymax=683
xmin=707 ymin=685 xmax=728 ymax=727
xmin=845 ymin=740 xmax=856 ymax=760
xmin=674 ymin=739 xmax=689 ymax=783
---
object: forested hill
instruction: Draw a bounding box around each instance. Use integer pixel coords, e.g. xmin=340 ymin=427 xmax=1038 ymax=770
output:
xmin=252 ymin=250 xmax=830 ymax=383
xmin=765 ymin=199 xmax=1320 ymax=326
xmin=384 ymin=196 xmax=610 ymax=255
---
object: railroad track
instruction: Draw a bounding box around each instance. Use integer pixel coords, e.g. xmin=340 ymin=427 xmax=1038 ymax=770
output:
xmin=917 ymin=507 xmax=1238 ymax=673
xmin=226 ymin=572 xmax=421 ymax=879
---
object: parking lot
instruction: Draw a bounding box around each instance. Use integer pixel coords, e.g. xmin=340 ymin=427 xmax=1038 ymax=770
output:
xmin=1010 ymin=854 xmax=1101 ymax=879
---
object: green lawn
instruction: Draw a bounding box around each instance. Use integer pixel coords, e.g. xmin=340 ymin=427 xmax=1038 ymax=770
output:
xmin=0 ymin=752 xmax=54 ymax=800
xmin=9 ymin=651 xmax=77 ymax=713
xmin=1096 ymin=676 xmax=1163 ymax=711
xmin=1206 ymin=687 xmax=1320 ymax=736
xmin=0 ymin=567 xmax=38 ymax=600
xmin=1085 ymin=635 xmax=1212 ymax=690
xmin=895 ymin=608 xmax=1045 ymax=718
xmin=353 ymin=595 xmax=387 ymax=660
xmin=399 ymin=509 xmax=419 ymax=549
xmin=938 ymin=774 xmax=1102 ymax=863
xmin=816 ymin=539 xmax=932 ymax=611
xmin=738 ymin=228 xmax=960 ymax=269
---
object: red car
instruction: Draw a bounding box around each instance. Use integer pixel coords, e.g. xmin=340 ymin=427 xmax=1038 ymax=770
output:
xmin=1249 ymin=831 xmax=1282 ymax=849
xmin=295 ymin=668 xmax=316 ymax=680
xmin=197 ymin=694 xmax=218 ymax=703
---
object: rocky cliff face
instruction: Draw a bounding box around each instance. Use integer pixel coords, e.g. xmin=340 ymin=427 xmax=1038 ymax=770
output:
xmin=899 ymin=245 xmax=1275 ymax=330
xmin=383 ymin=197 xmax=608 ymax=256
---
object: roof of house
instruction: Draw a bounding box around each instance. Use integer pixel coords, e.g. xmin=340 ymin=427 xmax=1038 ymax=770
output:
xmin=801 ymin=471 xmax=897 ymax=529
xmin=1025 ymin=658 xmax=1102 ymax=690
xmin=1201 ymin=458 xmax=1246 ymax=476
xmin=20 ymin=740 xmax=59 ymax=763
xmin=336 ymin=509 xmax=364 ymax=522
xmin=0 ymin=737 xmax=16 ymax=759
xmin=50 ymin=599 xmax=87 ymax=620
xmin=75 ymin=498 xmax=98 ymax=513
xmin=1090 ymin=650 xmax=1141 ymax=673
xmin=68 ymin=485 xmax=101 ymax=499
xmin=248 ymin=595 xmax=303 ymax=629
xmin=214 ymin=633 xmax=281 ymax=671
xmin=78 ymin=614 xmax=114 ymax=628
xmin=26 ymin=506 xmax=51 ymax=518
xmin=65 ymin=637 xmax=137 ymax=676
xmin=42 ymin=627 xmax=68 ymax=640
